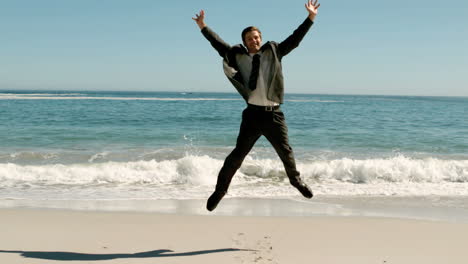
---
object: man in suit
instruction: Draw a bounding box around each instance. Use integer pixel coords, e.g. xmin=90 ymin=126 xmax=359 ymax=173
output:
xmin=193 ymin=0 xmax=321 ymax=211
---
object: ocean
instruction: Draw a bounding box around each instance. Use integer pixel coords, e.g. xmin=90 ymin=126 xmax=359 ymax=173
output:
xmin=0 ymin=90 xmax=467 ymax=204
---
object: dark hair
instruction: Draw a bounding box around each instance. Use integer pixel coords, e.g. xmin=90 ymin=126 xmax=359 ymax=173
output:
xmin=241 ymin=26 xmax=262 ymax=44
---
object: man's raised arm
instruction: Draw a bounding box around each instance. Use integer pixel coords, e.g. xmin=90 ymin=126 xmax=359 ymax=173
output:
xmin=192 ymin=10 xmax=231 ymax=58
xmin=278 ymin=0 xmax=321 ymax=58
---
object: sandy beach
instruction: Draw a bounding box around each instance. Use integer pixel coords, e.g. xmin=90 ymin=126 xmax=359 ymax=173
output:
xmin=1 ymin=199 xmax=468 ymax=264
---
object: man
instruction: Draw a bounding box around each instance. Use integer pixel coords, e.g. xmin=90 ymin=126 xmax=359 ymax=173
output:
xmin=193 ymin=0 xmax=321 ymax=211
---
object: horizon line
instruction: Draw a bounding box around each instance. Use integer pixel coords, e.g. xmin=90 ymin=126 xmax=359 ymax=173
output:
xmin=0 ymin=89 xmax=466 ymax=99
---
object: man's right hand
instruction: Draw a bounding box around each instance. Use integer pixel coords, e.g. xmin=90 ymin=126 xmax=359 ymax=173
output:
xmin=192 ymin=10 xmax=207 ymax=30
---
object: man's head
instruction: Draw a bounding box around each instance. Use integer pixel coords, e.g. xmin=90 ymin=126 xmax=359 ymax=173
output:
xmin=242 ymin=26 xmax=262 ymax=54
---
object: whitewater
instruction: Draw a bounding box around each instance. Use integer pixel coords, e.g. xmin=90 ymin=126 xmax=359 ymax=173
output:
xmin=1 ymin=154 xmax=467 ymax=200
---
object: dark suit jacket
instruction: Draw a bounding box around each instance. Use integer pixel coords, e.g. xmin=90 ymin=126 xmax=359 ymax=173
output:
xmin=201 ymin=18 xmax=313 ymax=104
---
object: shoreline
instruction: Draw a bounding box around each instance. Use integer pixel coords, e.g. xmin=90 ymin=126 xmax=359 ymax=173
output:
xmin=2 ymin=195 xmax=468 ymax=223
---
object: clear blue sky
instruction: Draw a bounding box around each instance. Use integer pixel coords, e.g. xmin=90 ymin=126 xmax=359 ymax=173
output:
xmin=1 ymin=0 xmax=467 ymax=96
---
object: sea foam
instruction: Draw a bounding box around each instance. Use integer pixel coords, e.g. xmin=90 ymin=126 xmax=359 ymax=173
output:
xmin=1 ymin=155 xmax=467 ymax=200
xmin=300 ymin=156 xmax=468 ymax=184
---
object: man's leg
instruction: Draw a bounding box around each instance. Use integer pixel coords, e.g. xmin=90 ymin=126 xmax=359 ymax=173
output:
xmin=263 ymin=111 xmax=313 ymax=198
xmin=207 ymin=108 xmax=262 ymax=211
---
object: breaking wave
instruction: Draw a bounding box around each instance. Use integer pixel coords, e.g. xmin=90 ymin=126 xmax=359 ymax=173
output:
xmin=1 ymin=155 xmax=467 ymax=199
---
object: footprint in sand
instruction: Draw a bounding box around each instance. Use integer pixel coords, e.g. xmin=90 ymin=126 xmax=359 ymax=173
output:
xmin=232 ymin=233 xmax=276 ymax=264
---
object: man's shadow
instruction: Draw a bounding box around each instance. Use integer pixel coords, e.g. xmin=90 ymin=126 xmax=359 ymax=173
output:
xmin=0 ymin=248 xmax=251 ymax=261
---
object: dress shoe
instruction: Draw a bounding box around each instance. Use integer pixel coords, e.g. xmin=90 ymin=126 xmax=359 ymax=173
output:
xmin=291 ymin=179 xmax=313 ymax=198
xmin=206 ymin=190 xmax=226 ymax=211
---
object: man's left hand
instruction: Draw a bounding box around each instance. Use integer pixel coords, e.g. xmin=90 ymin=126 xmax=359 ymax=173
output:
xmin=305 ymin=0 xmax=321 ymax=21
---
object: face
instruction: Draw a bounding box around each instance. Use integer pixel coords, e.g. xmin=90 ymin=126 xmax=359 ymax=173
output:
xmin=244 ymin=30 xmax=262 ymax=54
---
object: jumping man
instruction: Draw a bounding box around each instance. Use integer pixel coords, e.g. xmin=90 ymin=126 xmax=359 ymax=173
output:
xmin=193 ymin=0 xmax=321 ymax=211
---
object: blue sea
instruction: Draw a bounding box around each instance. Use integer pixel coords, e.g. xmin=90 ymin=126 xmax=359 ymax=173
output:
xmin=0 ymin=90 xmax=467 ymax=203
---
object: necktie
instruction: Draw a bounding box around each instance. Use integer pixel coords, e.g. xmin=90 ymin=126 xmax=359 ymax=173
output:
xmin=248 ymin=54 xmax=260 ymax=91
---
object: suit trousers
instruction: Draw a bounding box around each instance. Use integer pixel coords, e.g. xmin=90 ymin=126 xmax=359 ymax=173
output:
xmin=214 ymin=105 xmax=301 ymax=193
